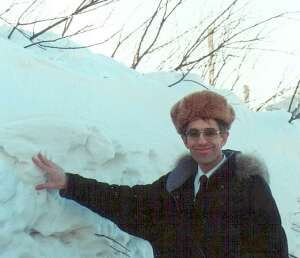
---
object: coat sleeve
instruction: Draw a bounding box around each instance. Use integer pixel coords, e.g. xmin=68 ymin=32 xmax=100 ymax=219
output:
xmin=59 ymin=173 xmax=166 ymax=241
xmin=245 ymin=175 xmax=288 ymax=258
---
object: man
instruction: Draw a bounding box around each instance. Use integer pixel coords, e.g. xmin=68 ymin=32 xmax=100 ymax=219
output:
xmin=33 ymin=90 xmax=288 ymax=258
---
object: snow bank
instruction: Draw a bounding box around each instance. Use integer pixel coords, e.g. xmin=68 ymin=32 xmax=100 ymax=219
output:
xmin=0 ymin=25 xmax=299 ymax=257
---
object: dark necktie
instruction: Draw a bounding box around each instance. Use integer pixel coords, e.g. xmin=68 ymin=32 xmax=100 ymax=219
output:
xmin=194 ymin=175 xmax=209 ymax=244
xmin=199 ymin=175 xmax=208 ymax=195
xmin=195 ymin=175 xmax=208 ymax=209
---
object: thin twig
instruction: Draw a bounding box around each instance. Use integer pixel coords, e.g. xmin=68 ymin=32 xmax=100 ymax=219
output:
xmin=288 ymin=80 xmax=300 ymax=112
xmin=28 ymin=29 xmax=120 ymax=49
xmin=95 ymin=233 xmax=130 ymax=252
xmin=8 ymin=0 xmax=39 ymax=39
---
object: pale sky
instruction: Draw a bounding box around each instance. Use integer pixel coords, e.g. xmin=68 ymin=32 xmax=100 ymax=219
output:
xmin=0 ymin=0 xmax=299 ymax=106
xmin=242 ymin=0 xmax=300 ymax=103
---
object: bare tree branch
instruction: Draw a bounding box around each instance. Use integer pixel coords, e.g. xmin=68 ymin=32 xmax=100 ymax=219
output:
xmin=228 ymin=50 xmax=248 ymax=90
xmin=0 ymin=15 xmax=31 ymax=39
xmin=212 ymin=54 xmax=231 ymax=86
xmin=131 ymin=0 xmax=163 ymax=68
xmin=8 ymin=0 xmax=39 ymax=39
xmin=288 ymin=80 xmax=300 ymax=112
xmin=95 ymin=233 xmax=130 ymax=257
xmin=174 ymin=0 xmax=239 ymax=70
xmin=30 ymin=29 xmax=121 ymax=49
xmin=111 ymin=17 xmax=152 ymax=58
xmin=17 ymin=16 xmax=69 ymax=26
xmin=288 ymin=80 xmax=300 ymax=123
xmin=29 ymin=0 xmax=116 ymax=41
xmin=255 ymin=86 xmax=287 ymax=112
xmin=207 ymin=24 xmax=215 ymax=85
xmin=168 ymin=61 xmax=198 ymax=87
xmin=131 ymin=0 xmax=183 ymax=69
xmin=24 ymin=24 xmax=94 ymax=48
xmin=0 ymin=1 xmax=22 ymax=16
xmin=174 ymin=10 xmax=284 ymax=72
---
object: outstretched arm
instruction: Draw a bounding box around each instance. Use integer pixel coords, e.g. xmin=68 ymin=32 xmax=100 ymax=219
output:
xmin=32 ymin=153 xmax=164 ymax=241
xmin=60 ymin=172 xmax=162 ymax=240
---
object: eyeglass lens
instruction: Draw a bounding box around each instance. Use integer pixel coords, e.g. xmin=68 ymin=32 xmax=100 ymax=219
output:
xmin=186 ymin=128 xmax=220 ymax=139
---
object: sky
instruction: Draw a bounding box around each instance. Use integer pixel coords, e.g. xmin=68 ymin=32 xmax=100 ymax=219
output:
xmin=0 ymin=0 xmax=300 ymax=107
xmin=0 ymin=22 xmax=300 ymax=257
xmin=243 ymin=0 xmax=300 ymax=103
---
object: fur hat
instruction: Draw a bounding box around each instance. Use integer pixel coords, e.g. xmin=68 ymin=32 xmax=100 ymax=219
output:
xmin=170 ymin=90 xmax=235 ymax=134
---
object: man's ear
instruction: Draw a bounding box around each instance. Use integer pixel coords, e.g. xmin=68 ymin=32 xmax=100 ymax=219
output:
xmin=221 ymin=131 xmax=229 ymax=146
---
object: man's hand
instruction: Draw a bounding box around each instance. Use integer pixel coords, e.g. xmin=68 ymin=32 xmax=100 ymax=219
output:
xmin=32 ymin=153 xmax=67 ymax=190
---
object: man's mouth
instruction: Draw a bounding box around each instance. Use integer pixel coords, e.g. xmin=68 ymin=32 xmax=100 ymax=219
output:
xmin=194 ymin=147 xmax=212 ymax=155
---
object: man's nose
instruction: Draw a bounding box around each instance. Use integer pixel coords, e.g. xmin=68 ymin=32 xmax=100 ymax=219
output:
xmin=196 ymin=133 xmax=208 ymax=144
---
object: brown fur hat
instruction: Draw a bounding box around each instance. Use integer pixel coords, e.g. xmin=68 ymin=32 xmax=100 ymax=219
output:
xmin=170 ymin=90 xmax=235 ymax=134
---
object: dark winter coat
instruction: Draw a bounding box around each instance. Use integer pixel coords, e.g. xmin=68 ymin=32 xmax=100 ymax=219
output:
xmin=60 ymin=149 xmax=288 ymax=258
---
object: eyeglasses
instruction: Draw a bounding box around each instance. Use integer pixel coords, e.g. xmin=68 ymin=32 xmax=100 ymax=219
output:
xmin=185 ymin=128 xmax=223 ymax=140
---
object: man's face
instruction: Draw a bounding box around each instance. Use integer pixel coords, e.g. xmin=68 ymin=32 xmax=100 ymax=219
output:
xmin=182 ymin=118 xmax=229 ymax=172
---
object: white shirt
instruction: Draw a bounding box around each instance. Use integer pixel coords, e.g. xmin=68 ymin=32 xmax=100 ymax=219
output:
xmin=194 ymin=155 xmax=227 ymax=197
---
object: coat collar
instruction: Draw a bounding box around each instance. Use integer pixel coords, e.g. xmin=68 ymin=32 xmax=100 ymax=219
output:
xmin=166 ymin=149 xmax=269 ymax=193
xmin=166 ymin=155 xmax=197 ymax=193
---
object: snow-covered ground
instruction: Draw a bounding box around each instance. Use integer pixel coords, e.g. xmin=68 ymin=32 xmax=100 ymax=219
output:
xmin=0 ymin=25 xmax=299 ymax=257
